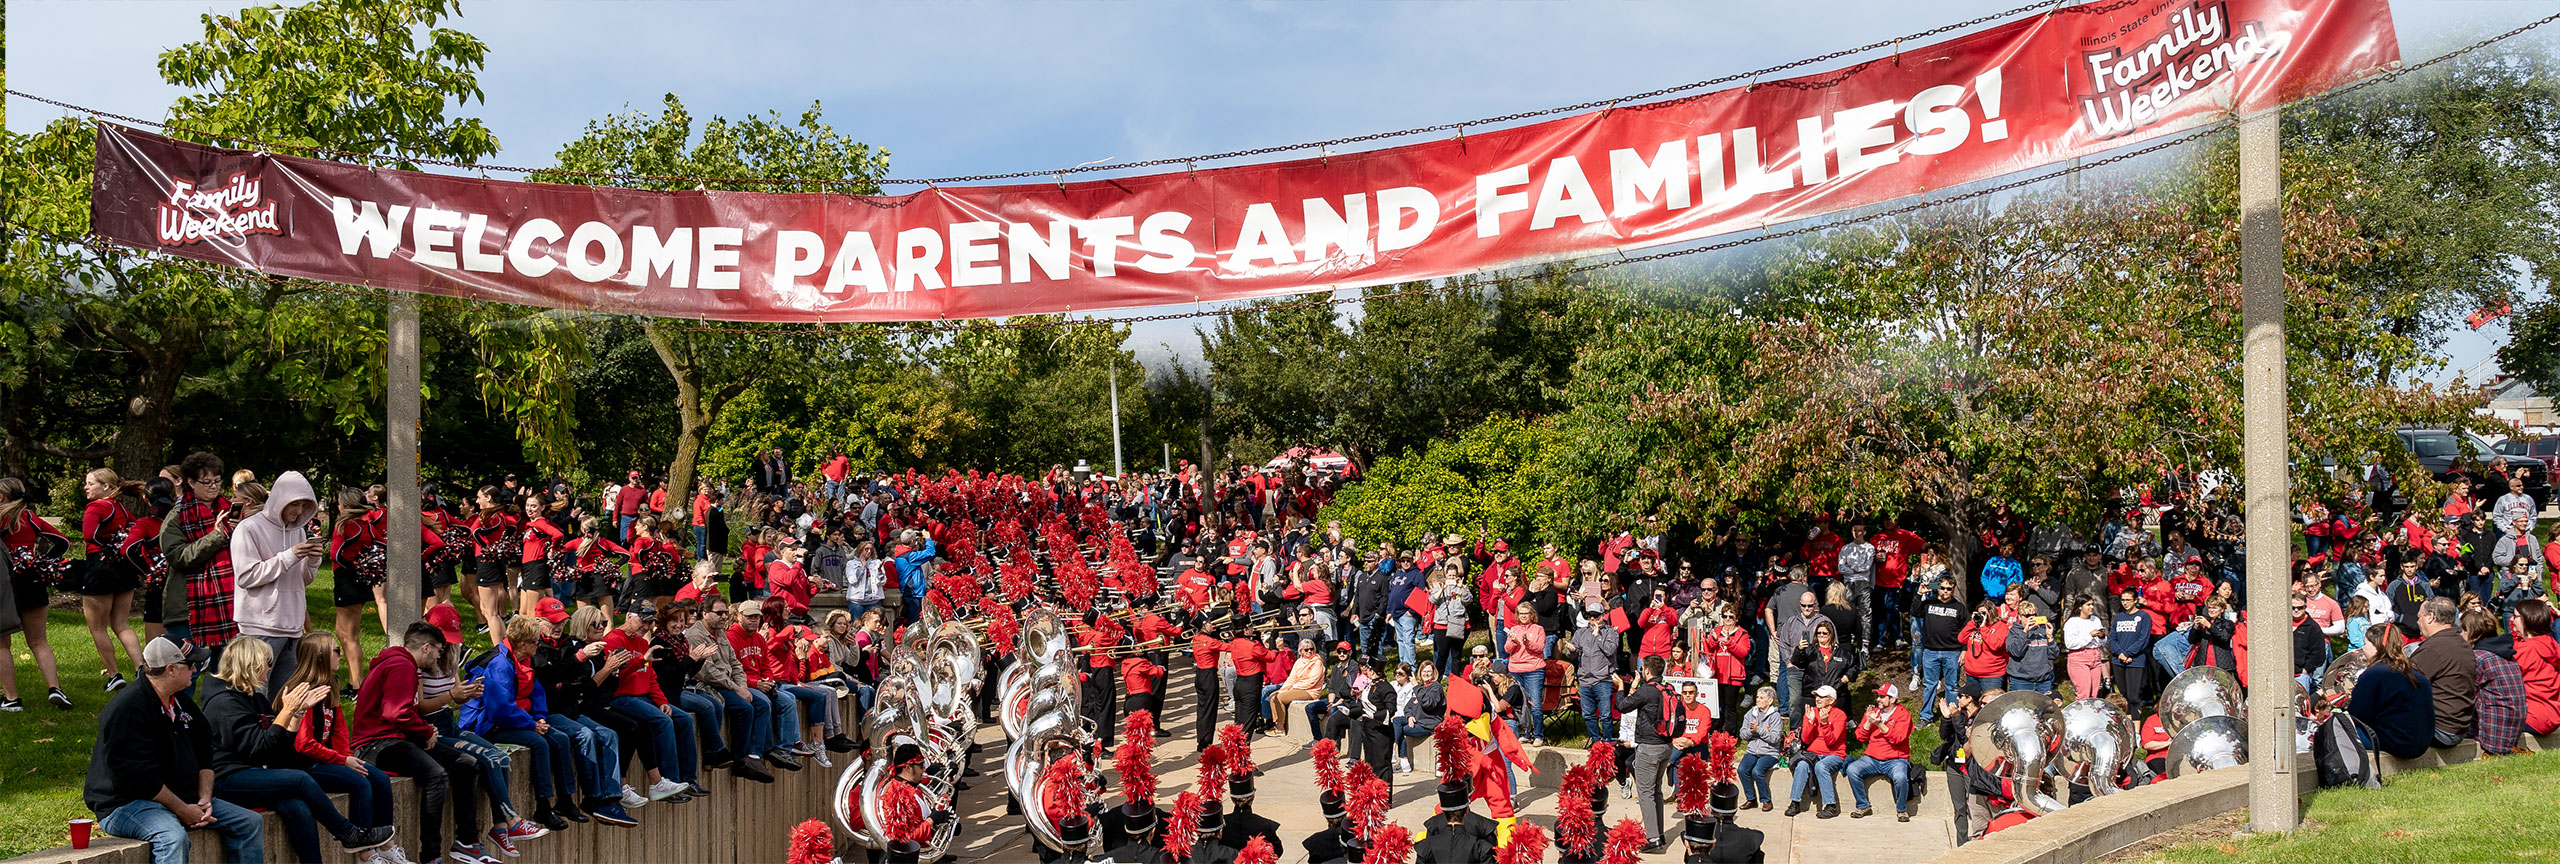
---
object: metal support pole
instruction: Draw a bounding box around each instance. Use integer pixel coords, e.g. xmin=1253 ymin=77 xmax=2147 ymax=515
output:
xmin=1109 ymin=365 xmax=1125 ymax=478
xmin=384 ymin=297 xmax=423 ymax=637
xmin=2239 ymin=108 xmax=2298 ymax=835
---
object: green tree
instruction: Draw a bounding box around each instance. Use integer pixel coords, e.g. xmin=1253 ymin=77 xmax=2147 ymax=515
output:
xmin=1323 ymin=414 xmax=1572 ymax=549
xmin=532 ymin=94 xmax=890 ymax=506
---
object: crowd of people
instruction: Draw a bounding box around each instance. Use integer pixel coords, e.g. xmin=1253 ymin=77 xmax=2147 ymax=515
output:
xmin=4 ymin=448 xmax=2558 ymax=862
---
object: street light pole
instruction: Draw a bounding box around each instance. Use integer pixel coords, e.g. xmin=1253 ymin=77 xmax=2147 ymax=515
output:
xmin=384 ymin=297 xmax=422 ymax=636
xmin=2239 ymin=107 xmax=2299 ymax=834
xmin=1109 ymin=364 xmax=1125 ymax=478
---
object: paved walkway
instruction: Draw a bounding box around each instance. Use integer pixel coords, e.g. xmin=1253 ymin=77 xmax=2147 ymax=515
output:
xmin=927 ymin=676 xmax=1958 ymax=863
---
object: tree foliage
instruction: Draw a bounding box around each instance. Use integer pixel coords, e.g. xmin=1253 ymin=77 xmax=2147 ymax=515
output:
xmin=1322 ymin=414 xmax=1572 ymax=549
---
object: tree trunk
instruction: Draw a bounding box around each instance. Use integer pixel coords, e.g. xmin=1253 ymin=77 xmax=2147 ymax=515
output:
xmin=646 ymin=323 xmax=707 ymax=518
xmin=113 ymin=341 xmax=192 ymax=480
xmin=1908 ymin=502 xmax=1984 ymax=608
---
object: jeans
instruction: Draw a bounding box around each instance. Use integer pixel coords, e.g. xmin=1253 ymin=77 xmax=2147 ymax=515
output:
xmin=781 ymin=683 xmax=840 ymax=735
xmin=1875 ymin=584 xmax=1908 ymax=648
xmin=549 ymin=713 xmax=623 ymax=797
xmin=708 ymin=688 xmax=774 ymax=758
xmin=1845 ymin=756 xmax=1912 ymax=812
xmin=676 ymin=689 xmax=726 ymax=762
xmin=2153 ymin=628 xmax=2193 ymax=679
xmin=1845 ymin=579 xmax=1874 ymax=649
xmin=485 ymin=725 xmax=574 ymax=800
xmin=1512 ymin=669 xmax=1546 ymax=740
xmin=694 ymin=526 xmax=710 ymax=559
xmin=1743 ymin=619 xmax=1770 ymax=686
xmin=1578 ymin=679 xmax=1617 ymax=740
xmin=2009 ymin=677 xmax=2054 ymax=695
xmin=612 ymin=695 xmax=701 ymax=783
xmin=1739 ymin=752 xmax=1779 ymax=803
xmin=355 ymin=737 xmax=483 ymax=856
xmin=1777 ymin=666 xmax=1803 ymax=720
xmin=1394 ymin=613 xmax=1420 ymax=668
xmin=216 ymin=767 xmax=357 ymax=863
xmin=101 ymin=799 xmax=265 ymax=864
xmin=1916 ymin=649 xmax=1962 ymax=722
xmin=765 ymin=686 xmax=803 ymax=746
xmin=308 ymin=763 xmax=395 ymax=830
xmin=618 ymin=515 xmax=637 ymax=544
xmin=845 ymin=600 xmax=879 ymax=627
xmin=1970 ymin=675 xmax=2007 ymax=693
xmin=1790 ymin=752 xmax=1846 ymax=805
xmin=1391 ymin=716 xmax=1436 ymax=759
xmin=442 ymin=730 xmax=515 ymax=821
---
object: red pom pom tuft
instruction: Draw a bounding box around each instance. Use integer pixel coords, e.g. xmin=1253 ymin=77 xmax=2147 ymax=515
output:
xmin=1499 ymin=821 xmax=1549 ymax=864
xmin=1346 ymin=770 xmax=1392 ymax=841
xmin=1194 ymin=743 xmax=1232 ymax=795
xmin=1555 ymin=763 xmax=1599 ymax=853
xmin=1219 ymin=723 xmax=1257 ymax=776
xmin=1235 ymin=835 xmax=1279 ymax=864
xmin=1599 ymin=819 xmax=1651 ymax=864
xmin=1432 ymin=714 xmax=1471 ymax=783
xmin=982 ymin=604 xmax=1020 ymax=657
xmin=1584 ymin=740 xmax=1618 ymax=785
xmin=1706 ymin=732 xmax=1740 ymax=786
xmin=1367 ymin=824 xmax=1415 ymax=864
xmin=1039 ymin=753 xmax=1090 ymax=834
xmin=786 ymin=819 xmax=832 ymax=864
xmin=1311 ymin=739 xmax=1344 ymax=794
xmin=1674 ymin=753 xmax=1715 ymax=814
xmin=1114 ymin=737 xmax=1158 ymax=808
xmin=1124 ymin=709 xmax=1159 ymax=750
xmin=1160 ymin=789 xmax=1201 ymax=861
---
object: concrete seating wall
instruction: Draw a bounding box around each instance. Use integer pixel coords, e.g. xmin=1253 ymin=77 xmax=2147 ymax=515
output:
xmin=11 ymin=690 xmax=858 ymax=864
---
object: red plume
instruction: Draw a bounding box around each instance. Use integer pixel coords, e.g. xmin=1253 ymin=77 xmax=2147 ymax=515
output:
xmin=1346 ymin=769 xmax=1391 ymax=841
xmin=1114 ymin=738 xmax=1157 ymax=808
xmin=981 ymin=604 xmax=1020 ymax=657
xmin=786 ymin=819 xmax=832 ymax=864
xmin=1219 ymin=723 xmax=1257 ymax=776
xmin=1367 ymin=824 xmax=1414 ymax=864
xmin=1160 ymin=789 xmax=1201 ymax=861
xmin=1311 ymin=738 xmax=1344 ymax=795
xmin=1194 ymin=743 xmax=1233 ymax=794
xmin=1125 ymin=709 xmax=1159 ymax=749
xmin=1499 ymin=821 xmax=1549 ymax=864
xmin=1040 ymin=753 xmax=1089 ymax=834
xmin=1705 ymin=732 xmax=1739 ymax=786
xmin=1235 ymin=835 xmax=1279 ymax=864
xmin=1555 ymin=763 xmax=1598 ymax=852
xmin=1598 ymin=819 xmax=1651 ymax=864
xmin=1432 ymin=714 xmax=1471 ymax=783
xmin=1674 ymin=753 xmax=1714 ymax=814
xmin=1584 ymin=740 xmax=1618 ymax=786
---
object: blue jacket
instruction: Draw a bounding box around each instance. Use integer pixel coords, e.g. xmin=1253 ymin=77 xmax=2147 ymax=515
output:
xmin=894 ymin=537 xmax=938 ymax=599
xmin=1980 ymin=556 xmax=2024 ymax=601
xmin=1385 ymin=566 xmax=1427 ymax=617
xmin=458 ymin=642 xmax=545 ymax=734
xmin=2105 ymin=612 xmax=2152 ymax=666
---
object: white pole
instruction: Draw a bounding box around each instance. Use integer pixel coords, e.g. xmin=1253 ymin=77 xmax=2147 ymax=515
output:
xmin=385 ymin=297 xmax=422 ymax=635
xmin=1109 ymin=364 xmax=1125 ymax=478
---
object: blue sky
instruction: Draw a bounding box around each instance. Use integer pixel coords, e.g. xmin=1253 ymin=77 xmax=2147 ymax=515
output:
xmin=9 ymin=0 xmax=2553 ymax=375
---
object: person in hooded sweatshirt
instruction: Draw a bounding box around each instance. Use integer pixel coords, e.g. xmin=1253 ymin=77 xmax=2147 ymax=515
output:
xmin=231 ymin=471 xmax=325 ymax=700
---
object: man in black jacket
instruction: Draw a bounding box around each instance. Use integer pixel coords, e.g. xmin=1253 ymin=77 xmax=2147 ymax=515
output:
xmin=1352 ymin=553 xmax=1391 ymax=663
xmin=85 ymin=637 xmax=265 ymax=864
xmin=1300 ymin=791 xmax=1358 ymax=864
xmin=1220 ymin=774 xmax=1283 ymax=855
xmin=1413 ymin=781 xmax=1497 ymax=864
xmin=1614 ymin=656 xmax=1676 ymax=852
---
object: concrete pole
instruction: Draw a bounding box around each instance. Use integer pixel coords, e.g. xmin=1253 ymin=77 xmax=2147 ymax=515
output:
xmin=384 ymin=297 xmax=423 ymax=637
xmin=1109 ymin=365 xmax=1125 ymax=478
xmin=2238 ymin=108 xmax=2299 ymax=834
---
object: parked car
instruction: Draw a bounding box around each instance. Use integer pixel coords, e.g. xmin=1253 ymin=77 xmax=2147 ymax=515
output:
xmin=2396 ymin=428 xmax=2551 ymax=511
xmin=2493 ymin=435 xmax=2560 ymax=479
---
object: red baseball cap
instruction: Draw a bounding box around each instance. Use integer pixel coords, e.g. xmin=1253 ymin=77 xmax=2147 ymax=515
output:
xmin=1334 ymin=641 xmax=1352 ymax=651
xmin=424 ymin=604 xmax=463 ymax=647
xmin=535 ymin=597 xmax=570 ymax=624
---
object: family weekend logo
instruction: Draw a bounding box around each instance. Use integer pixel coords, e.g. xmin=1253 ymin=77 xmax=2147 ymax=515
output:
xmin=2075 ymin=0 xmax=2287 ymax=139
xmin=156 ymin=172 xmax=282 ymax=246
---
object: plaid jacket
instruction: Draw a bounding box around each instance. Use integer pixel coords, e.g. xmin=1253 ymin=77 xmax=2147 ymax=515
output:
xmin=172 ymin=499 xmax=238 ymax=644
xmin=2474 ymin=649 xmax=2526 ymax=755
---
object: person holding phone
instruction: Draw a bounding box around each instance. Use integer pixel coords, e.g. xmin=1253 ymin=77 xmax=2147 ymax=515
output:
xmin=162 ymin=451 xmax=242 ymax=662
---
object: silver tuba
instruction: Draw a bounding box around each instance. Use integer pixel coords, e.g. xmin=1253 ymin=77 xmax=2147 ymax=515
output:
xmin=1967 ymin=690 xmax=2068 ymax=814
xmin=2161 ymin=714 xmax=2248 ymax=779
xmin=2056 ymin=698 xmax=2136 ymax=797
xmin=2153 ymin=665 xmax=2245 ymax=738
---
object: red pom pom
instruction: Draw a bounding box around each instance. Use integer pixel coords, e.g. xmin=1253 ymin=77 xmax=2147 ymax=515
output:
xmin=1599 ymin=819 xmax=1651 ymax=864
xmin=1194 ymin=743 xmax=1233 ymax=795
xmin=1432 ymin=714 xmax=1471 ymax=783
xmin=1367 ymin=825 xmax=1415 ymax=864
xmin=1584 ymin=740 xmax=1618 ymax=785
xmin=1705 ymin=732 xmax=1740 ymax=786
xmin=786 ymin=819 xmax=832 ymax=864
xmin=1235 ymin=835 xmax=1279 ymax=864
xmin=1674 ymin=753 xmax=1715 ymax=814
xmin=982 ymin=604 xmax=1020 ymax=657
xmin=1555 ymin=763 xmax=1598 ymax=853
xmin=1040 ymin=753 xmax=1089 ymax=833
xmin=1311 ymin=739 xmax=1344 ymax=794
xmin=1125 ymin=709 xmax=1159 ymax=750
xmin=1218 ymin=723 xmax=1257 ymax=776
xmin=1114 ymin=737 xmax=1158 ymax=808
xmin=1346 ymin=771 xmax=1391 ymax=841
xmin=1499 ymin=821 xmax=1549 ymax=864
xmin=1160 ymin=789 xmax=1201 ymax=861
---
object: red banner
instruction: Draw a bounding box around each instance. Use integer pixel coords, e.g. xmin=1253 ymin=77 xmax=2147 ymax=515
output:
xmin=90 ymin=0 xmax=2398 ymax=323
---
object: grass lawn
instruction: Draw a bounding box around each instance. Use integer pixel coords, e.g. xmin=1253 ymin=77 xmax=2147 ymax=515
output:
xmin=0 ymin=568 xmax=424 ymax=858
xmin=2130 ymin=749 xmax=2560 ymax=863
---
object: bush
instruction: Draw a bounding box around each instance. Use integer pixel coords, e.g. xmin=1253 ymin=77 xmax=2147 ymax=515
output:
xmin=1322 ymin=414 xmax=1573 ymax=549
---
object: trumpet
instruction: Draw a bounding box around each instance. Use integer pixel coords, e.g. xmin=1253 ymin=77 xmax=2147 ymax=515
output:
xmin=1070 ymin=637 xmax=1174 ymax=658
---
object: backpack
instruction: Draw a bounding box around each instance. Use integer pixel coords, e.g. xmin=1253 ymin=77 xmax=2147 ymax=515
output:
xmin=2312 ymin=713 xmax=2382 ymax=789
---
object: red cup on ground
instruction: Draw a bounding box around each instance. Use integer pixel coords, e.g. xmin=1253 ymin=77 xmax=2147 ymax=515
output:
xmin=68 ymin=818 xmax=93 ymax=850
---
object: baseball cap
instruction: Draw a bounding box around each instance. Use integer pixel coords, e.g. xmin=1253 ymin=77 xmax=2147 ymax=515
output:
xmin=1814 ymin=685 xmax=1838 ymax=700
xmin=535 ymin=597 xmax=570 ymax=624
xmin=141 ymin=636 xmax=209 ymax=670
xmin=1334 ymin=641 xmax=1352 ymax=652
xmin=424 ymin=604 xmax=463 ymax=646
xmin=739 ymin=605 xmax=764 ymax=618
xmin=1874 ymin=683 xmax=1900 ymax=701
xmin=1493 ymin=540 xmax=1510 ymax=553
xmin=628 ymin=470 xmax=641 ymax=479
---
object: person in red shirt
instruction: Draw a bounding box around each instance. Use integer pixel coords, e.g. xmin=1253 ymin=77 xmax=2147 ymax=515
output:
xmin=1121 ymin=653 xmax=1164 ymax=721
xmin=1786 ymin=685 xmax=1849 ymax=818
xmin=1635 ymin=591 xmax=1680 ymax=661
xmin=1960 ymin=601 xmax=2014 ymax=691
xmin=2513 ymin=599 xmax=2560 ymax=736
xmin=1222 ymin=631 xmax=1277 ymax=735
xmin=517 ymin=493 xmax=565 ymax=619
xmin=765 ymin=541 xmax=817 ymax=622
xmin=78 ymin=469 xmax=151 ymax=693
xmin=757 ymin=597 xmax=853 ymax=759
xmin=1845 ymin=683 xmax=1916 ymax=820
xmin=612 ymin=473 xmax=646 ymax=544
xmin=1700 ymin=609 xmax=1754 ymax=733
xmin=351 ymin=621 xmax=490 ymax=860
xmin=674 ymin=560 xmax=721 ymax=606
xmin=1188 ymin=619 xmax=1227 ymax=749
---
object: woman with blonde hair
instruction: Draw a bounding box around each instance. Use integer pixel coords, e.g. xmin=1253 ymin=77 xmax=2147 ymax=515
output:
xmin=204 ymin=636 xmax=394 ymax=862
xmin=78 ymin=468 xmax=151 ymax=694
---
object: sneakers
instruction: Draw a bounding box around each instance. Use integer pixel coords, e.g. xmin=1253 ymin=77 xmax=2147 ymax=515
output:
xmin=815 ymin=751 xmax=834 ymax=770
xmin=47 ymin=688 xmax=72 ymax=710
xmin=686 ymin=782 xmax=710 ymax=798
xmin=360 ymin=844 xmax=415 ymax=864
xmin=102 ymin=673 xmax=128 ymax=693
xmin=588 ymin=803 xmax=638 ymax=827
xmin=1850 ymin=807 xmax=1874 ymax=819
xmin=1785 ymin=800 xmax=1807 ymax=817
xmin=1897 ymin=809 xmax=1912 ymax=823
xmin=500 ymin=817 xmax=546 ymax=842
xmin=645 ymin=778 xmax=689 ymax=802
xmin=1620 ymin=780 xmax=1633 ymax=800
xmin=447 ymin=842 xmax=502 ymax=864
xmin=1397 ymin=758 xmax=1413 ymax=775
xmin=0 ymin=697 xmax=23 ymax=711
xmin=732 ymin=758 xmax=776 ymax=784
xmin=620 ymin=785 xmax=649 ymax=810
xmin=703 ymin=748 xmax=737 ymax=770
xmin=786 ymin=742 xmax=818 ymax=758
xmin=824 ymin=735 xmax=857 ymax=753
xmin=338 ymin=825 xmax=396 ymax=852
xmin=765 ymin=750 xmax=803 ymax=772
xmin=1817 ymin=804 xmax=1841 ymax=819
